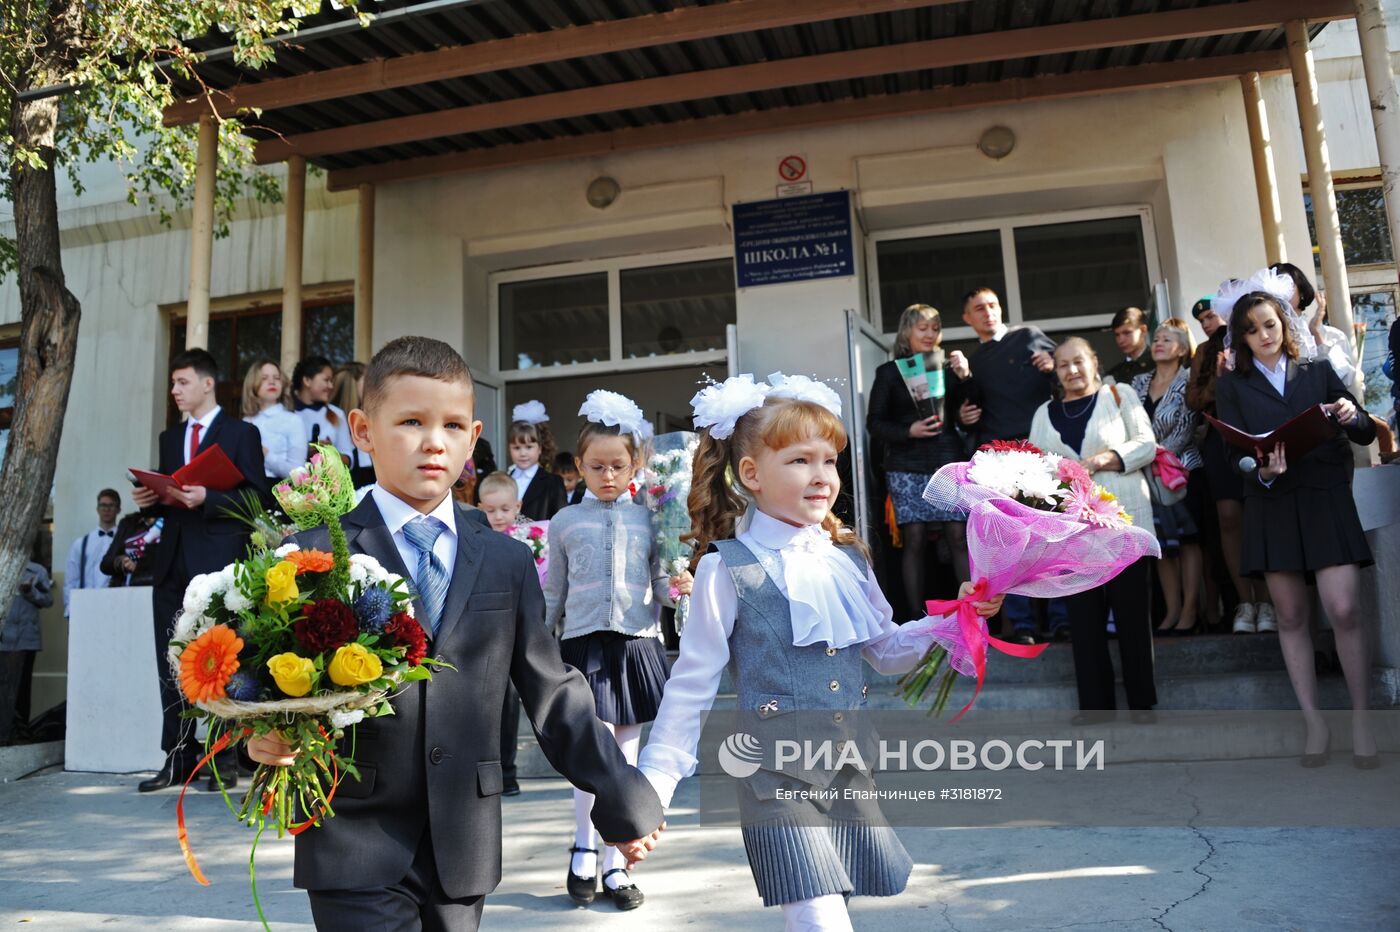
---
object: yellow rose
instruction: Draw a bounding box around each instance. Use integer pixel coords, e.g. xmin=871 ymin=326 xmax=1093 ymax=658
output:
xmin=264 ymin=560 xmax=299 ymax=607
xmin=327 ymin=642 xmax=384 ymax=687
xmin=267 ymin=652 xmax=316 ymax=697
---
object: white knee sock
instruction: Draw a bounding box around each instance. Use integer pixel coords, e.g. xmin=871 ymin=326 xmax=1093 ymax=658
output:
xmin=572 ymin=787 xmax=597 ymax=877
xmin=781 ymin=894 xmax=853 ymax=932
xmin=600 ymin=723 xmax=644 ymax=880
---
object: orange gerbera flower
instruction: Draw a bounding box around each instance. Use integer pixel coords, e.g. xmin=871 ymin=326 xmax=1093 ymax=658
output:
xmin=179 ymin=625 xmax=244 ymax=704
xmin=285 ymin=549 xmax=335 ymax=575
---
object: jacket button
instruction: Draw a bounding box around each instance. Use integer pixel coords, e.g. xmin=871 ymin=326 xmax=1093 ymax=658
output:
xmin=825 ymin=647 xmax=837 ymax=657
xmin=429 ymin=747 xmax=445 ymax=765
xmin=833 ymin=712 xmax=844 ymax=723
xmin=829 ymin=680 xmax=840 ymax=692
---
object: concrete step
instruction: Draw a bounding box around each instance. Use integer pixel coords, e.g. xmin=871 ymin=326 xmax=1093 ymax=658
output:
xmin=714 ymin=631 xmax=1325 ymax=692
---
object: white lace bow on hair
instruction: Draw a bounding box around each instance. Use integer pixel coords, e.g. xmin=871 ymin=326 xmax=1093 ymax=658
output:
xmin=765 ymin=372 xmax=843 ymax=419
xmin=689 ymin=374 xmax=769 ymax=440
xmin=578 ymin=389 xmax=647 ymax=438
xmin=511 ymin=400 xmax=550 ymax=425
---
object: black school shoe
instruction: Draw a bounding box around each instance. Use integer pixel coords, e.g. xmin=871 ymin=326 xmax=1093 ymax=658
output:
xmin=566 ymin=847 xmax=598 ymax=906
xmin=602 ymin=869 xmax=644 ymax=911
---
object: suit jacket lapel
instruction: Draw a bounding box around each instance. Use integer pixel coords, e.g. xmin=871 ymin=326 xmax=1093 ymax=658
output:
xmin=433 ymin=506 xmax=486 ymax=645
xmin=1282 ymin=358 xmax=1305 ymax=405
xmin=342 ymin=496 xmax=422 ymax=618
xmin=196 ymin=410 xmax=226 ymax=457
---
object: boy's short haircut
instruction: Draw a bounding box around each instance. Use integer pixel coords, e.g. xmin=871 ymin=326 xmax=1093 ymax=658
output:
xmin=476 ymin=471 xmax=519 ymax=501
xmin=361 ymin=336 xmax=474 ymax=412
xmin=171 ymin=348 xmax=219 ymax=381
xmin=553 ymin=451 xmax=578 ymax=473
xmin=1110 ymin=306 xmax=1149 ymax=331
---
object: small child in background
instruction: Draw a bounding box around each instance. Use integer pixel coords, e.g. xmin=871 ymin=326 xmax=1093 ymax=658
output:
xmin=509 ymin=401 xmax=567 ymax=520
xmin=546 ymin=390 xmax=691 ymax=912
xmin=478 ymin=471 xmax=524 ymax=533
xmin=554 ymin=451 xmax=584 ymax=505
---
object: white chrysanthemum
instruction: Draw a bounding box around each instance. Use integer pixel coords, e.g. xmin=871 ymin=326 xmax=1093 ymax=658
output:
xmin=182 ymin=574 xmax=214 ymax=615
xmin=765 ymin=372 xmax=843 ymax=419
xmin=512 ymin=399 xmax=549 ymax=424
xmin=579 ymin=389 xmax=646 ymax=436
xmin=966 ymin=454 xmax=1020 ymax=498
xmin=690 ymin=374 xmax=769 ymax=440
xmin=223 ymin=586 xmax=252 ymax=614
xmin=1017 ymin=468 xmax=1063 ymax=504
xmin=328 ymin=708 xmax=366 ymax=729
xmin=348 ymin=562 xmax=369 ymax=584
xmin=274 ymin=542 xmax=301 ymax=557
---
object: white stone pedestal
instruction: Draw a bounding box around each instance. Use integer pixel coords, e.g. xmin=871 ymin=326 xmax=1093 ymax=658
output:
xmin=65 ymin=587 xmax=165 ymax=773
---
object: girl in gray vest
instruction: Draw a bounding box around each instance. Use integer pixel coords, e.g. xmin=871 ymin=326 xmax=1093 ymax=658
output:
xmin=638 ymin=374 xmax=1001 ymax=931
xmin=545 ymin=390 xmax=692 ymax=911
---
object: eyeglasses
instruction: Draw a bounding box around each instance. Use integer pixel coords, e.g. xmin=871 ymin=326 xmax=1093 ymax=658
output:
xmin=582 ymin=463 xmax=633 ymax=477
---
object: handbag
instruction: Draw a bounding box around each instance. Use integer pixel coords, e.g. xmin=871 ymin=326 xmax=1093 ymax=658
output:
xmin=1105 ymin=384 xmax=1187 ymax=507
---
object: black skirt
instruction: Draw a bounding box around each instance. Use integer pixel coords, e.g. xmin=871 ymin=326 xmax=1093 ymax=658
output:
xmin=1241 ymin=483 xmax=1372 ymax=578
xmin=559 ymin=630 xmax=670 ymax=725
xmin=1200 ymin=427 xmax=1243 ymax=503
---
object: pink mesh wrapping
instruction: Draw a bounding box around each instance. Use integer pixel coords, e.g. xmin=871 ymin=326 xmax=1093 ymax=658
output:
xmin=921 ymin=462 xmax=1161 ymax=672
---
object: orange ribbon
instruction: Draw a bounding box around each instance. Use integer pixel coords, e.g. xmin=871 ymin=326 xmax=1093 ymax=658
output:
xmin=925 ymin=578 xmax=1049 ymax=723
xmin=177 ymin=726 xmax=251 ymax=885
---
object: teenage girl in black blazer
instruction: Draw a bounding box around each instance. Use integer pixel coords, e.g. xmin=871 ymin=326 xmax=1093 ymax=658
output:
xmin=1214 ymin=292 xmax=1378 ymax=769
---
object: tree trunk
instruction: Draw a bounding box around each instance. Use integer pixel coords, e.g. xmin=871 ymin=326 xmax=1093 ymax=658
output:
xmin=0 ymin=86 xmax=83 ymax=639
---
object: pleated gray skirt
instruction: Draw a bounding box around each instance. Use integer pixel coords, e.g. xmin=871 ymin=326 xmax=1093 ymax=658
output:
xmin=737 ymin=767 xmax=913 ymax=907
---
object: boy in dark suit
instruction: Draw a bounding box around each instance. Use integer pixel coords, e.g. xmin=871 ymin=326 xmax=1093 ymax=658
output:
xmin=249 ymin=337 xmax=663 ymax=930
xmin=132 ymin=348 xmax=267 ymax=791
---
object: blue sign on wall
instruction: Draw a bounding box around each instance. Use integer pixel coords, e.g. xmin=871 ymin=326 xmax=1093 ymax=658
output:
xmin=733 ymin=190 xmax=854 ymax=288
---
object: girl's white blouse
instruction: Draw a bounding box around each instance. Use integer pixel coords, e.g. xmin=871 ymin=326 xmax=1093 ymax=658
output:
xmin=245 ymin=405 xmax=310 ymax=478
xmin=637 ymin=509 xmax=941 ymax=807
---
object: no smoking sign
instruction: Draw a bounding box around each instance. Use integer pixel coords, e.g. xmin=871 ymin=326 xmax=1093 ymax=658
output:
xmin=778 ymin=154 xmax=807 ymax=182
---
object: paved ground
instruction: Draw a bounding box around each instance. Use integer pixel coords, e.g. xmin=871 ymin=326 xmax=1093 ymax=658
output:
xmin=2 ymin=760 xmax=1398 ymax=931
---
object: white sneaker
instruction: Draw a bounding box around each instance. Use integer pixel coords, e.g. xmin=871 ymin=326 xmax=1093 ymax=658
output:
xmin=1232 ymin=602 xmax=1257 ymax=634
xmin=1254 ymin=603 xmax=1278 ymax=633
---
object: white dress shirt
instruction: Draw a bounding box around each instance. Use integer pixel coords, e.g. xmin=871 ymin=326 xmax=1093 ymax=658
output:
xmin=510 ymin=463 xmax=539 ymax=501
xmin=183 ymin=407 xmax=220 ymax=466
xmin=636 ymin=509 xmax=942 ymax=807
xmin=369 ymin=485 xmax=459 ymax=590
xmin=63 ymin=526 xmax=114 ymax=616
xmin=245 ymin=404 xmax=310 ymax=478
xmin=295 ymin=402 xmax=355 ymax=459
xmin=1253 ymin=355 xmax=1288 ymax=396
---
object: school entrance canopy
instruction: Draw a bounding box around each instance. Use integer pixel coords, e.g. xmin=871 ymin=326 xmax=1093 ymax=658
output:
xmin=165 ymin=0 xmax=1342 ymax=188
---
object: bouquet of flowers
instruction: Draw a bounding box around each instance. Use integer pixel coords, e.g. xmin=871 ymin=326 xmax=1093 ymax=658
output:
xmin=168 ymin=444 xmax=446 ymax=928
xmin=647 ymin=431 xmax=699 ymax=629
xmin=508 ymin=520 xmax=549 ymax=586
xmin=899 ymin=440 xmax=1160 ymax=720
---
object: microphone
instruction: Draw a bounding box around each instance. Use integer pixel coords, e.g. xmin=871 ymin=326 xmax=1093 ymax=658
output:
xmin=1238 ymin=455 xmax=1259 ymax=475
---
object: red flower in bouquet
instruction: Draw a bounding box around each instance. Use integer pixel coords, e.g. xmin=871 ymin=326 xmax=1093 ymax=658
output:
xmin=979 ymin=439 xmax=1043 ymax=454
xmin=294 ymin=599 xmax=358 ymax=654
xmin=527 ymin=525 xmax=545 ymax=541
xmin=386 ymin=611 xmax=427 ymax=666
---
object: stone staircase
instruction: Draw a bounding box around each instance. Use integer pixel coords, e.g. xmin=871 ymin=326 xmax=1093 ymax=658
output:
xmin=509 ymin=631 xmax=1399 ymax=777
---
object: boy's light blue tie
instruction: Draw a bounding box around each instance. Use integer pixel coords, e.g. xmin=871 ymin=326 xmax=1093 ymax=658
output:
xmin=403 ymin=516 xmax=449 ymax=636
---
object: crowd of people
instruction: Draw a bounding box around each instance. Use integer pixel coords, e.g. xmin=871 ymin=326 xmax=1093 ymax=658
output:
xmin=866 ymin=265 xmax=1386 ymax=754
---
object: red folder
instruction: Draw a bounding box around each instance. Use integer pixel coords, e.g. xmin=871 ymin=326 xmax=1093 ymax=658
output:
xmin=1205 ymin=404 xmax=1340 ymax=463
xmin=130 ymin=445 xmax=244 ymax=508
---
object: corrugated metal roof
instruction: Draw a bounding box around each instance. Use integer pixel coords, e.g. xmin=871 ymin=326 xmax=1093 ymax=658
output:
xmin=165 ymin=0 xmax=1326 ymax=172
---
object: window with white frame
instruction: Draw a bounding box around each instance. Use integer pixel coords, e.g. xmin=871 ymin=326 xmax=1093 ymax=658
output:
xmin=870 ymin=208 xmax=1160 ymax=343
xmin=495 ymin=251 xmax=736 ymax=375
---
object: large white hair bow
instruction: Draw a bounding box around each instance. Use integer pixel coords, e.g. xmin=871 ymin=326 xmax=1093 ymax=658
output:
xmin=765 ymin=372 xmax=843 ymax=419
xmin=690 ymin=374 xmax=769 ymax=440
xmin=579 ymin=389 xmax=646 ymax=437
xmin=1212 ymin=268 xmax=1317 ymax=360
xmin=511 ymin=400 xmax=549 ymax=425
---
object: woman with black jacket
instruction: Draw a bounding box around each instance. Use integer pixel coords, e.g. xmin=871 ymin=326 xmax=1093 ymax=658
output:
xmin=1214 ymin=292 xmax=1378 ymax=769
xmin=866 ymin=303 xmax=969 ymax=615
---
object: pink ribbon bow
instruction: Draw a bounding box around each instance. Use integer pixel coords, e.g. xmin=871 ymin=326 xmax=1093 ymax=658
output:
xmin=925 ymin=578 xmax=1048 ymax=723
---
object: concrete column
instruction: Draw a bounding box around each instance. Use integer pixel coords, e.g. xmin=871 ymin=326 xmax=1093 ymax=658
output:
xmin=281 ymin=155 xmax=306 ymax=375
xmin=1286 ymin=19 xmax=1355 ymax=346
xmin=355 ymin=183 xmax=375 ymax=361
xmin=184 ymin=115 xmax=218 ymax=350
xmin=1354 ymin=0 xmax=1400 ymax=282
xmin=1240 ymin=72 xmax=1288 ymax=266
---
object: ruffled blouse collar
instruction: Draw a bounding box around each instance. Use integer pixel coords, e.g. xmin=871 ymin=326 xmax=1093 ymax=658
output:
xmin=742 ymin=509 xmax=886 ymax=649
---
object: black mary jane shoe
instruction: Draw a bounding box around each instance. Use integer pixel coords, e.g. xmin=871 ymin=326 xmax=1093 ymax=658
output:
xmin=566 ymin=846 xmax=599 ymax=906
xmin=602 ymin=869 xmax=644 ymax=911
xmin=1353 ymin=753 xmax=1381 ymax=770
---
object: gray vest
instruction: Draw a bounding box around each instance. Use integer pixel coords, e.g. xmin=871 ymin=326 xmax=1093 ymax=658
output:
xmin=713 ymin=539 xmax=874 ymax=788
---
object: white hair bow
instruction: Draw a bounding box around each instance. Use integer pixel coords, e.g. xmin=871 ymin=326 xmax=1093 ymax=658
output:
xmin=765 ymin=372 xmax=843 ymax=419
xmin=690 ymin=374 xmax=769 ymax=440
xmin=578 ymin=390 xmax=646 ymax=437
xmin=511 ymin=400 xmax=549 ymax=425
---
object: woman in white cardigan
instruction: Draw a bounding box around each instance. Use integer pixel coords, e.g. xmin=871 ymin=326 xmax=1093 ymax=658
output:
xmin=1030 ymin=337 xmax=1159 ymax=723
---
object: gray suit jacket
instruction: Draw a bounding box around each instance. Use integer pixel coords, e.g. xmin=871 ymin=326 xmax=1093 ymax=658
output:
xmin=290 ymin=494 xmax=662 ymax=897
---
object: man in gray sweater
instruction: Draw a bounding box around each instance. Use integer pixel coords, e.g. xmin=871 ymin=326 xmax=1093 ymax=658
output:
xmin=0 ymin=554 xmax=54 ymax=744
xmin=947 ymin=287 xmax=1062 ymax=644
